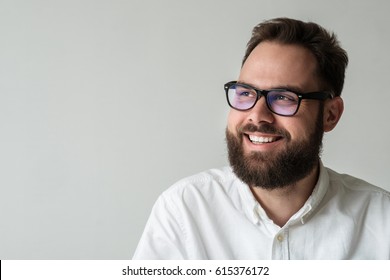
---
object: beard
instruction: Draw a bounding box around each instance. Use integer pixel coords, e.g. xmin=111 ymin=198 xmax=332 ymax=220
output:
xmin=226 ymin=109 xmax=324 ymax=190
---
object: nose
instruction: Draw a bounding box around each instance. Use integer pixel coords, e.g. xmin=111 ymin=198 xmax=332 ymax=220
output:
xmin=247 ymin=96 xmax=275 ymax=124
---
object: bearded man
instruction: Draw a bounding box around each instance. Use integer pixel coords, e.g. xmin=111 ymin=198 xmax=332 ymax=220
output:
xmin=133 ymin=18 xmax=390 ymax=260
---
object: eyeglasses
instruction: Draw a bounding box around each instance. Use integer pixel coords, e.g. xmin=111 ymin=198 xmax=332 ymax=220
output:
xmin=224 ymin=81 xmax=333 ymax=116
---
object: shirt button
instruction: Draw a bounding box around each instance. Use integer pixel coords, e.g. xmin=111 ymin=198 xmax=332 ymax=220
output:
xmin=277 ymin=234 xmax=284 ymax=242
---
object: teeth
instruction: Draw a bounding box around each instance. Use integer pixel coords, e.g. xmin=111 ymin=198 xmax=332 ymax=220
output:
xmin=249 ymin=135 xmax=277 ymax=144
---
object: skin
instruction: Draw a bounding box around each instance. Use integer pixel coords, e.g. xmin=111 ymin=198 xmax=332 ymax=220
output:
xmin=227 ymin=41 xmax=344 ymax=226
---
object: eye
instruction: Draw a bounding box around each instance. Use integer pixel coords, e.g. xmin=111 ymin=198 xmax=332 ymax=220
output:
xmin=238 ymin=91 xmax=252 ymax=97
xmin=275 ymin=94 xmax=295 ymax=101
xmin=235 ymin=87 xmax=257 ymax=98
xmin=269 ymin=91 xmax=298 ymax=103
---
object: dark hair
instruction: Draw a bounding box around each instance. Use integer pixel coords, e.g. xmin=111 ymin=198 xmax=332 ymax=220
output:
xmin=243 ymin=18 xmax=348 ymax=96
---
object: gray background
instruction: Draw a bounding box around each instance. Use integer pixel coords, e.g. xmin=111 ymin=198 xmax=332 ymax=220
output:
xmin=0 ymin=0 xmax=389 ymax=259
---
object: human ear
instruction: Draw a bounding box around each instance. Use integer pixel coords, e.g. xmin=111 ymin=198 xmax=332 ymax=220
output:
xmin=323 ymin=97 xmax=344 ymax=132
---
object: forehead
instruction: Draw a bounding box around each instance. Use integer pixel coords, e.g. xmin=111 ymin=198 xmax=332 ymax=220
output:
xmin=239 ymin=41 xmax=320 ymax=91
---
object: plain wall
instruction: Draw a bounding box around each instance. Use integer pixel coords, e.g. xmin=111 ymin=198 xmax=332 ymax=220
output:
xmin=0 ymin=0 xmax=389 ymax=259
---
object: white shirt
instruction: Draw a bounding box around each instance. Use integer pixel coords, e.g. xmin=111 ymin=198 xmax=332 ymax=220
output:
xmin=133 ymin=162 xmax=390 ymax=259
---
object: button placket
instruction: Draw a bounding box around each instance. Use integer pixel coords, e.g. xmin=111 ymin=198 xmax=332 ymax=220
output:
xmin=272 ymin=230 xmax=289 ymax=259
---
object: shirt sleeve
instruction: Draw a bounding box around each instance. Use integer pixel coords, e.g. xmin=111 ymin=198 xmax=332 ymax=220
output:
xmin=132 ymin=193 xmax=188 ymax=259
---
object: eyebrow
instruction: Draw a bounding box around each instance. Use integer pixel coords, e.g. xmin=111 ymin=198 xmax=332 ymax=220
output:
xmin=236 ymin=80 xmax=306 ymax=93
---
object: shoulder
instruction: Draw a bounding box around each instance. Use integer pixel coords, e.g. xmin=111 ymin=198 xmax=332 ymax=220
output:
xmin=326 ymin=167 xmax=390 ymax=202
xmin=154 ymin=166 xmax=248 ymax=212
xmin=163 ymin=166 xmax=238 ymax=197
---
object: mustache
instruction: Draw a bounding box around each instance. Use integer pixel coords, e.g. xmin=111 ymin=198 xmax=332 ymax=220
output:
xmin=238 ymin=123 xmax=291 ymax=139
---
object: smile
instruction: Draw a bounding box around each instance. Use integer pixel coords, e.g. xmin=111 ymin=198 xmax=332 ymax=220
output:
xmin=248 ymin=134 xmax=281 ymax=144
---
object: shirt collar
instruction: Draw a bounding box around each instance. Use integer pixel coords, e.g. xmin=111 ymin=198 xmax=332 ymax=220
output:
xmin=236 ymin=161 xmax=330 ymax=225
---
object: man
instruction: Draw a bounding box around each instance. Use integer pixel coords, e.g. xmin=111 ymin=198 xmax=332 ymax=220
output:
xmin=133 ymin=18 xmax=390 ymax=259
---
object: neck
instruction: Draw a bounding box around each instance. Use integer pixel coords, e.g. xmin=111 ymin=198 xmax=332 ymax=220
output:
xmin=250 ymin=162 xmax=320 ymax=227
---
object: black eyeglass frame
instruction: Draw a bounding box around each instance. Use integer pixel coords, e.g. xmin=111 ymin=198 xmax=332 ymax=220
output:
xmin=224 ymin=81 xmax=334 ymax=116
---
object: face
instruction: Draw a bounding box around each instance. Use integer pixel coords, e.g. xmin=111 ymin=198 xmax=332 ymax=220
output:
xmin=226 ymin=41 xmax=325 ymax=189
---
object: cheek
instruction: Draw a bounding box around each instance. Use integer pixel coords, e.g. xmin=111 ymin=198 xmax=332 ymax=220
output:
xmin=289 ymin=123 xmax=308 ymax=140
xmin=227 ymin=110 xmax=243 ymax=132
xmin=288 ymin=105 xmax=322 ymax=140
xmin=287 ymin=116 xmax=318 ymax=141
